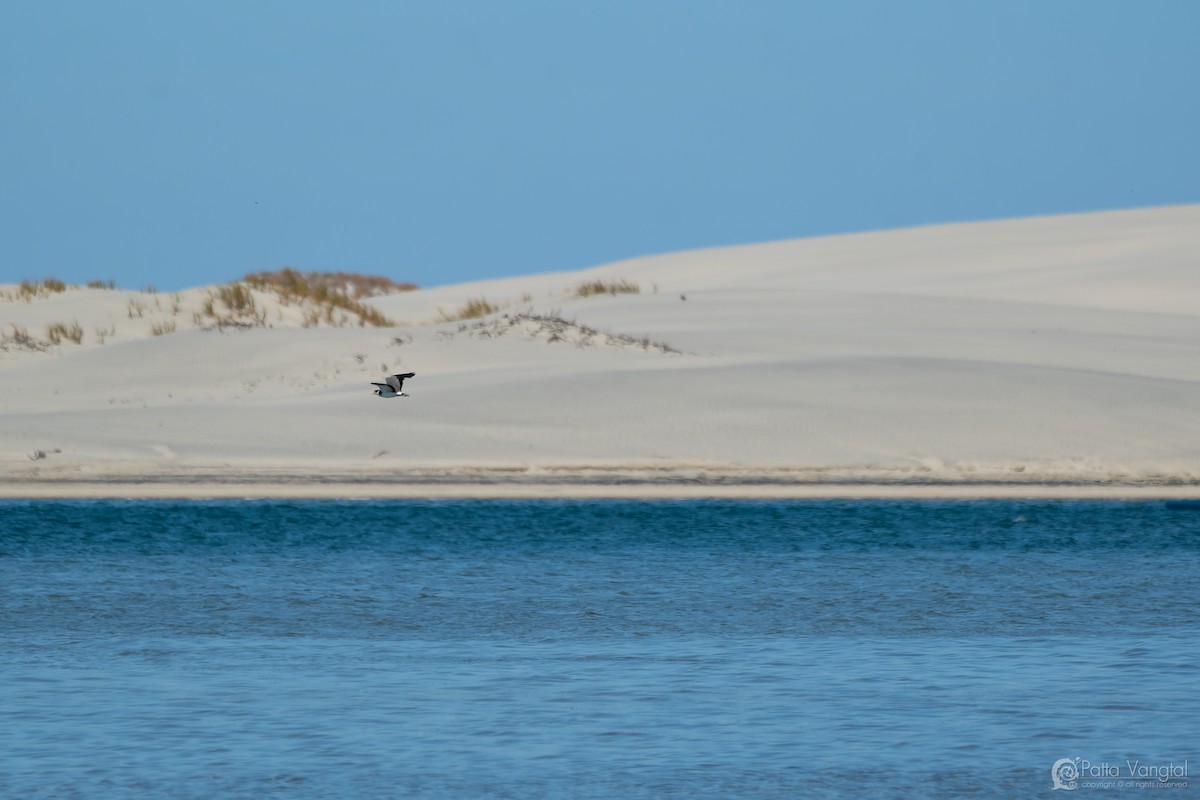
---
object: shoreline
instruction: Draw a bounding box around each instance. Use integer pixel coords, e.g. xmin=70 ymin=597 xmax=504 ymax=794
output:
xmin=2 ymin=478 xmax=1198 ymax=500
xmin=5 ymin=463 xmax=1199 ymax=500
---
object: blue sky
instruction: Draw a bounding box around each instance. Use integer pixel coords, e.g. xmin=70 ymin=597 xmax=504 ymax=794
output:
xmin=3 ymin=1 xmax=1197 ymax=291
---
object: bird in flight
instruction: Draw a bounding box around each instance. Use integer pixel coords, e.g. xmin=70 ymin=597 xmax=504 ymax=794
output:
xmin=372 ymin=372 xmax=415 ymax=398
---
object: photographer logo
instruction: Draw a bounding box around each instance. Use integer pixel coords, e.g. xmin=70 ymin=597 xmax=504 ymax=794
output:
xmin=1051 ymin=757 xmax=1188 ymax=791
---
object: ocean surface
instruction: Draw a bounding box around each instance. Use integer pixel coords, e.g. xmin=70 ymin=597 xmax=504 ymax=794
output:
xmin=1 ymin=499 xmax=1197 ymax=798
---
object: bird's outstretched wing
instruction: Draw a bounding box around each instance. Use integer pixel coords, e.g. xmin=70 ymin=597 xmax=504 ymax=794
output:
xmin=386 ymin=372 xmax=416 ymax=392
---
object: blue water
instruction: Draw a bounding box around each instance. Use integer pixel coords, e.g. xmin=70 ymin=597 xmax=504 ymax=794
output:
xmin=1 ymin=500 xmax=1197 ymax=798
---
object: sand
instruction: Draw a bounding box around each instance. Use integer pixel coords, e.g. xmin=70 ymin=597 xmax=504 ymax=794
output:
xmin=2 ymin=205 xmax=1199 ymax=499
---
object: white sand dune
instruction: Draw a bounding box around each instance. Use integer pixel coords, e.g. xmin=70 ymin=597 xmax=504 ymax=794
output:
xmin=2 ymin=205 xmax=1198 ymax=496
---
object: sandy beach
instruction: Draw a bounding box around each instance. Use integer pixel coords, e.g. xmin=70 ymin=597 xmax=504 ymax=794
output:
xmin=3 ymin=205 xmax=1199 ymax=499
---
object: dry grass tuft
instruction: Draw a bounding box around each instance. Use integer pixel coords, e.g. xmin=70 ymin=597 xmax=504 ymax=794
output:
xmin=46 ymin=320 xmax=84 ymax=345
xmin=243 ymin=268 xmax=402 ymax=327
xmin=574 ymin=279 xmax=640 ymax=298
xmin=198 ymin=282 xmax=267 ymax=329
xmin=245 ymin=268 xmax=416 ymax=300
xmin=216 ymin=282 xmax=256 ymax=314
xmin=6 ymin=277 xmax=70 ymax=302
xmin=448 ymin=310 xmax=681 ymax=354
xmin=1 ymin=324 xmax=50 ymax=353
xmin=437 ymin=297 xmax=501 ymax=322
